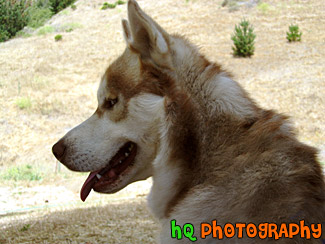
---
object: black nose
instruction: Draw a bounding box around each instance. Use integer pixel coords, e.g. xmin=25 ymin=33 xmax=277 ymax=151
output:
xmin=52 ymin=139 xmax=66 ymax=161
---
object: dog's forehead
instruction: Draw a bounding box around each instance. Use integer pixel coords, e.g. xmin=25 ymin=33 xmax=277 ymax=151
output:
xmin=97 ymin=49 xmax=141 ymax=102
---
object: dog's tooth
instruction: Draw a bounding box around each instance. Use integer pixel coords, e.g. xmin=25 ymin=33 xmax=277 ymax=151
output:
xmin=125 ymin=152 xmax=129 ymax=157
xmin=129 ymin=144 xmax=134 ymax=151
xmin=96 ymin=174 xmax=102 ymax=179
xmin=119 ymin=160 xmax=122 ymax=164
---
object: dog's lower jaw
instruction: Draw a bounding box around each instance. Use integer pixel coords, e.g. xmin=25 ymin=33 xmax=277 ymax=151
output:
xmin=93 ymin=178 xmax=131 ymax=194
xmin=90 ymin=161 xmax=154 ymax=197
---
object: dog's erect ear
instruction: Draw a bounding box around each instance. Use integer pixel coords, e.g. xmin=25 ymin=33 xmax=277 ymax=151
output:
xmin=122 ymin=0 xmax=172 ymax=69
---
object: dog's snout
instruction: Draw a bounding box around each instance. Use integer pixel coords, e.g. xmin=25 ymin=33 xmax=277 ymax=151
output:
xmin=52 ymin=139 xmax=66 ymax=161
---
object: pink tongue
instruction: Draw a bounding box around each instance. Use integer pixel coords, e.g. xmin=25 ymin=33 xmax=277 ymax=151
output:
xmin=80 ymin=169 xmax=118 ymax=202
xmin=80 ymin=171 xmax=99 ymax=202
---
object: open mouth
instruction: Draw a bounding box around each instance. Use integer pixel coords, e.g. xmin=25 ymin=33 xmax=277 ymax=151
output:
xmin=80 ymin=142 xmax=137 ymax=201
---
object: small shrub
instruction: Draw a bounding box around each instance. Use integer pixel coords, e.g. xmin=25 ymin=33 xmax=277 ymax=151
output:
xmin=55 ymin=34 xmax=62 ymax=41
xmin=20 ymin=224 xmax=31 ymax=232
xmin=287 ymin=24 xmax=302 ymax=42
xmin=71 ymin=4 xmax=76 ymax=10
xmin=0 ymin=0 xmax=30 ymax=42
xmin=116 ymin=0 xmax=125 ymax=5
xmin=231 ymin=19 xmax=256 ymax=57
xmin=16 ymin=97 xmax=32 ymax=109
xmin=1 ymin=164 xmax=42 ymax=181
xmin=49 ymin=0 xmax=75 ymax=14
xmin=101 ymin=2 xmax=116 ymax=10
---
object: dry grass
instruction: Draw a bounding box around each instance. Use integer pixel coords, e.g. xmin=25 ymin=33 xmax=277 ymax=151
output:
xmin=0 ymin=0 xmax=324 ymax=243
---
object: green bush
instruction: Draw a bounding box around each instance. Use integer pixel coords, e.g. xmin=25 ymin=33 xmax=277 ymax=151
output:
xmin=101 ymin=1 xmax=125 ymax=10
xmin=49 ymin=0 xmax=76 ymax=14
xmin=101 ymin=2 xmax=116 ymax=10
xmin=231 ymin=19 xmax=256 ymax=57
xmin=27 ymin=6 xmax=53 ymax=28
xmin=55 ymin=34 xmax=62 ymax=41
xmin=116 ymin=0 xmax=125 ymax=5
xmin=0 ymin=0 xmax=30 ymax=42
xmin=15 ymin=97 xmax=32 ymax=109
xmin=287 ymin=24 xmax=302 ymax=42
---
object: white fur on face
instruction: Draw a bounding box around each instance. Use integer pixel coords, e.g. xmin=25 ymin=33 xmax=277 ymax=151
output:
xmin=61 ymin=93 xmax=165 ymax=192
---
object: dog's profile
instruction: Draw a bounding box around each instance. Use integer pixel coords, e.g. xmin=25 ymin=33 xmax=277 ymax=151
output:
xmin=52 ymin=0 xmax=325 ymax=243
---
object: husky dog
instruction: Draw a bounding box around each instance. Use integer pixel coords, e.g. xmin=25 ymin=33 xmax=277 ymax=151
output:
xmin=53 ymin=0 xmax=325 ymax=243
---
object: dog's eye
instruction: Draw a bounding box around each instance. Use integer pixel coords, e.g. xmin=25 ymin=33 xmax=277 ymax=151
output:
xmin=103 ymin=97 xmax=118 ymax=109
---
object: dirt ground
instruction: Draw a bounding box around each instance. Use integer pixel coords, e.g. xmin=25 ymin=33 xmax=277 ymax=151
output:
xmin=0 ymin=0 xmax=324 ymax=243
xmin=1 ymin=197 xmax=158 ymax=244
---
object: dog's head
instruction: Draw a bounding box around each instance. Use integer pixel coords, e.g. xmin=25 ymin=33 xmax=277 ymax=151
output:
xmin=52 ymin=0 xmax=181 ymax=201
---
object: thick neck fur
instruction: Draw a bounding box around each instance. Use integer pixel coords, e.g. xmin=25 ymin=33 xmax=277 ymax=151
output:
xmin=147 ymin=35 xmax=325 ymax=223
xmin=148 ymin=35 xmax=261 ymax=219
xmin=170 ymin=35 xmax=258 ymax=121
